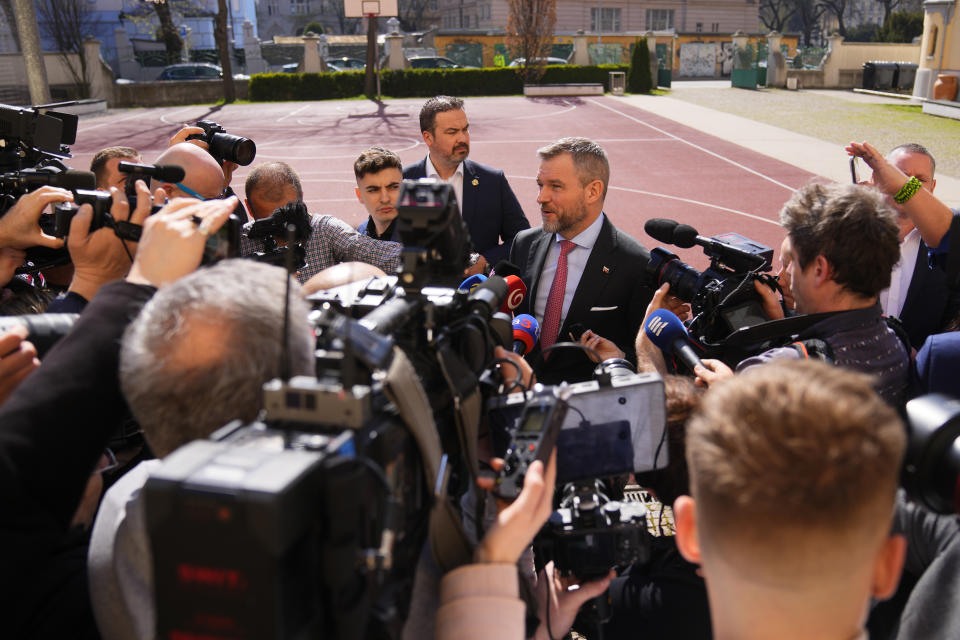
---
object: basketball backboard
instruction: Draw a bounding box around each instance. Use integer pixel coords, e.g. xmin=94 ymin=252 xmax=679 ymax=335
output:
xmin=344 ymin=0 xmax=398 ymax=17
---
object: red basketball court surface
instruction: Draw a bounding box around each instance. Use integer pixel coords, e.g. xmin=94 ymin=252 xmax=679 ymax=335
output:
xmin=71 ymin=96 xmax=819 ymax=270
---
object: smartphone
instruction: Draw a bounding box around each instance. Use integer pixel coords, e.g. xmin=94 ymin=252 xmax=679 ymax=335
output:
xmin=850 ymin=156 xmax=859 ymax=184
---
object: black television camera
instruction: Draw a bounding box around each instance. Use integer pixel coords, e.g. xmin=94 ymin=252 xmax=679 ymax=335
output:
xmin=244 ymin=200 xmax=313 ymax=270
xmin=903 ymin=394 xmax=960 ymax=515
xmin=644 ymin=218 xmax=777 ymax=346
xmin=144 ymin=180 xmax=524 ymax=639
xmin=186 ymin=119 xmax=257 ymax=166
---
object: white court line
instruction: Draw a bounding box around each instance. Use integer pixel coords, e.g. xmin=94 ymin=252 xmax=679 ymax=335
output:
xmin=474 ymin=137 xmax=672 ymax=144
xmin=587 ymin=98 xmax=797 ymax=192
xmin=508 ymin=174 xmax=782 ymax=227
xmin=79 ymin=108 xmax=164 ymax=131
xmin=279 ymin=104 xmax=311 ymax=122
xmin=159 ymin=107 xmax=203 ymax=125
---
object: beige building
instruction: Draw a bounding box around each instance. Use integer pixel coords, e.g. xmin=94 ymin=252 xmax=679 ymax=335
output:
xmin=439 ymin=0 xmax=758 ymax=34
xmin=915 ymin=0 xmax=960 ymax=103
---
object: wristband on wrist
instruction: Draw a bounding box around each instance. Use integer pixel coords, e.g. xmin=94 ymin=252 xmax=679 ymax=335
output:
xmin=894 ymin=176 xmax=922 ymax=204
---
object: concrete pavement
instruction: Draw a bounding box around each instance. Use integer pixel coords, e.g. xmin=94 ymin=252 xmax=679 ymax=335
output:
xmin=614 ymin=89 xmax=960 ymax=207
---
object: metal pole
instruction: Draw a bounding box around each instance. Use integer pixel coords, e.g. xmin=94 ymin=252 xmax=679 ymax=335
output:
xmin=11 ymin=0 xmax=51 ymax=105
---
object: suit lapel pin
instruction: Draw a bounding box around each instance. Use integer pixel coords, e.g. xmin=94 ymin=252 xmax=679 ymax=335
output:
xmin=471 ymin=178 xmax=479 ymax=186
xmin=602 ymin=266 xmax=610 ymax=274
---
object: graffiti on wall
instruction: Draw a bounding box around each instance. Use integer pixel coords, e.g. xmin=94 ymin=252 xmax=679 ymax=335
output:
xmin=678 ymin=43 xmax=716 ymax=77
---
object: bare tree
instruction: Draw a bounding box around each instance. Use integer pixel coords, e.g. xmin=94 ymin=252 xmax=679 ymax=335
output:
xmin=399 ymin=0 xmax=433 ymax=32
xmin=36 ymin=0 xmax=99 ymax=98
xmin=819 ymin=0 xmax=850 ymax=36
xmin=214 ymin=0 xmax=235 ymax=102
xmin=0 ymin=0 xmax=21 ymax=51
xmin=149 ymin=0 xmax=183 ymax=64
xmin=506 ymin=0 xmax=557 ymax=83
xmin=877 ymin=0 xmax=903 ymax=26
xmin=791 ymin=0 xmax=827 ymax=45
xmin=760 ymin=0 xmax=798 ymax=32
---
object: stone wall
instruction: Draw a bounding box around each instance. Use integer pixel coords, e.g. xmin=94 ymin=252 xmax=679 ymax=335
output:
xmin=112 ymin=78 xmax=249 ymax=107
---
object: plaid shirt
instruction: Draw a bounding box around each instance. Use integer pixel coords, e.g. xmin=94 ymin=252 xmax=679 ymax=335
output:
xmin=240 ymin=214 xmax=402 ymax=283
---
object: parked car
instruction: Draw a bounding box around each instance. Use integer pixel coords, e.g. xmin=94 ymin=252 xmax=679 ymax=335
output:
xmin=325 ymin=57 xmax=366 ymax=71
xmin=508 ymin=57 xmax=570 ymax=67
xmin=407 ymin=56 xmax=477 ymax=69
xmin=156 ymin=63 xmax=248 ymax=81
xmin=156 ymin=63 xmax=222 ymax=81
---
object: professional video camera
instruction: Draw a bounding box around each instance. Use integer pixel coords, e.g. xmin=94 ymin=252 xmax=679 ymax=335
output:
xmin=186 ymin=119 xmax=257 ymax=166
xmin=144 ymin=180 xmax=523 ymax=640
xmin=644 ymin=218 xmax=777 ymax=346
xmin=902 ymin=394 xmax=960 ymax=515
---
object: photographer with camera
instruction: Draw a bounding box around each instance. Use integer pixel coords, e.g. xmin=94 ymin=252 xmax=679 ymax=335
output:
xmin=691 ymin=182 xmax=909 ymax=405
xmin=0 ymin=195 xmax=237 ymax=639
xmin=239 ymin=161 xmax=402 ymax=283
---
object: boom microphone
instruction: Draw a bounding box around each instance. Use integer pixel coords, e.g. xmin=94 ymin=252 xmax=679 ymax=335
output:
xmin=644 ymin=309 xmax=703 ymax=372
xmin=644 ymin=218 xmax=680 ymax=244
xmin=500 ymin=275 xmax=526 ymax=314
xmin=458 ymin=273 xmax=487 ymax=293
xmin=671 ymin=224 xmax=698 ymax=249
xmin=118 ymin=161 xmax=186 ymax=183
xmin=511 ymin=314 xmax=540 ymax=355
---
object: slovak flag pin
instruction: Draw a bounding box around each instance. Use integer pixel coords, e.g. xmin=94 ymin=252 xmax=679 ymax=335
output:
xmin=602 ymin=266 xmax=610 ymax=274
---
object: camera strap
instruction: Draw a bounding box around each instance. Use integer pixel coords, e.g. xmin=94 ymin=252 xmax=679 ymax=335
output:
xmin=381 ymin=346 xmax=474 ymax=573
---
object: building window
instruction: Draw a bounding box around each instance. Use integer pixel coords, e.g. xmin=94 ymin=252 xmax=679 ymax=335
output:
xmin=591 ymin=7 xmax=621 ymax=32
xmin=290 ymin=0 xmax=310 ymax=15
xmin=645 ymin=9 xmax=674 ymax=31
xmin=696 ymin=22 xmax=702 ymax=32
xmin=464 ymin=13 xmax=470 ymax=26
xmin=711 ymin=22 xmax=719 ymax=32
xmin=430 ymin=0 xmax=437 ymax=10
xmin=266 ymin=0 xmax=280 ymax=15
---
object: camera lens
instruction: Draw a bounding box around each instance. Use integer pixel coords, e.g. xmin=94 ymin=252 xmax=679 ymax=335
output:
xmin=210 ymin=132 xmax=256 ymax=166
xmin=646 ymin=248 xmax=701 ymax=302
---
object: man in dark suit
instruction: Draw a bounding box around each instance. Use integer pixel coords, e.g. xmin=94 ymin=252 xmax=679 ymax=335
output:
xmin=403 ymin=96 xmax=530 ymax=270
xmin=873 ymin=144 xmax=960 ymax=349
xmin=510 ymin=137 xmax=654 ymax=384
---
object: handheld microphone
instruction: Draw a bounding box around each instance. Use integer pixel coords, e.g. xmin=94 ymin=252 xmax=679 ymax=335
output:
xmin=491 ymin=260 xmax=522 ymax=279
xmin=511 ymin=314 xmax=540 ymax=355
xmin=458 ymin=273 xmax=487 ymax=293
xmin=644 ymin=218 xmax=680 ymax=244
xmin=117 ymin=161 xmax=186 ymax=183
xmin=500 ymin=275 xmax=526 ymax=314
xmin=644 ymin=309 xmax=703 ymax=372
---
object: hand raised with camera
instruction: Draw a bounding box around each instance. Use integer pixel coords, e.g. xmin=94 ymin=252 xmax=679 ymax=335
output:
xmin=0 ymin=186 xmax=71 ymax=250
xmin=0 ymin=325 xmax=39 ymax=406
xmin=127 ymin=196 xmax=237 ymax=288
xmin=473 ymin=451 xmax=556 ymax=566
xmin=170 ymin=125 xmax=237 ymax=188
xmin=534 ymin=561 xmax=615 ymax=640
xmin=67 ymin=181 xmax=156 ymax=300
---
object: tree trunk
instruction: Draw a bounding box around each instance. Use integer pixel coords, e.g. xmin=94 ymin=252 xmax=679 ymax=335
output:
xmin=152 ymin=0 xmax=182 ymax=64
xmin=364 ymin=16 xmax=377 ymax=99
xmin=11 ymin=0 xmax=51 ymax=104
xmin=215 ymin=0 xmax=235 ymax=103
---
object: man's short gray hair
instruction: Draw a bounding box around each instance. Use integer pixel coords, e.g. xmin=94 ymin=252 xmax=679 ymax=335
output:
xmin=888 ymin=142 xmax=936 ymax=176
xmin=120 ymin=260 xmax=314 ymax=457
xmin=245 ymin=161 xmax=304 ymax=202
xmin=537 ymin=137 xmax=610 ymax=199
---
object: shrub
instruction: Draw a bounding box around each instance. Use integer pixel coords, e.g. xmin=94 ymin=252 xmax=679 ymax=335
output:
xmin=877 ymin=11 xmax=924 ymax=43
xmin=627 ymin=38 xmax=653 ymax=93
xmin=249 ymin=64 xmax=632 ymax=101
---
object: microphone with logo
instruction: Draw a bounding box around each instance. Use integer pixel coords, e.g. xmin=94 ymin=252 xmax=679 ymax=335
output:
xmin=458 ymin=273 xmax=487 ymax=293
xmin=511 ymin=314 xmax=540 ymax=355
xmin=644 ymin=309 xmax=704 ymax=372
xmin=500 ymin=275 xmax=527 ymax=315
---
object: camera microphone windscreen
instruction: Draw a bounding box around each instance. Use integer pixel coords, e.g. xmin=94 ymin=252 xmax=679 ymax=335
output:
xmin=644 ymin=218 xmax=680 ymax=244
xmin=644 ymin=309 xmax=703 ymax=372
xmin=500 ymin=275 xmax=526 ymax=314
xmin=458 ymin=273 xmax=487 ymax=293
xmin=511 ymin=314 xmax=539 ymax=355
xmin=491 ymin=260 xmax=522 ymax=279
xmin=672 ymin=224 xmax=699 ymax=249
xmin=469 ymin=275 xmax=509 ymax=316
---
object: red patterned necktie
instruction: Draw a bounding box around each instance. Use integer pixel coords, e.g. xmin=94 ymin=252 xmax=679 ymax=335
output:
xmin=540 ymin=240 xmax=576 ymax=356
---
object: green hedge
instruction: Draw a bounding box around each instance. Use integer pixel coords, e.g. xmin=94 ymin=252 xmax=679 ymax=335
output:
xmin=249 ymin=64 xmax=631 ymax=101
